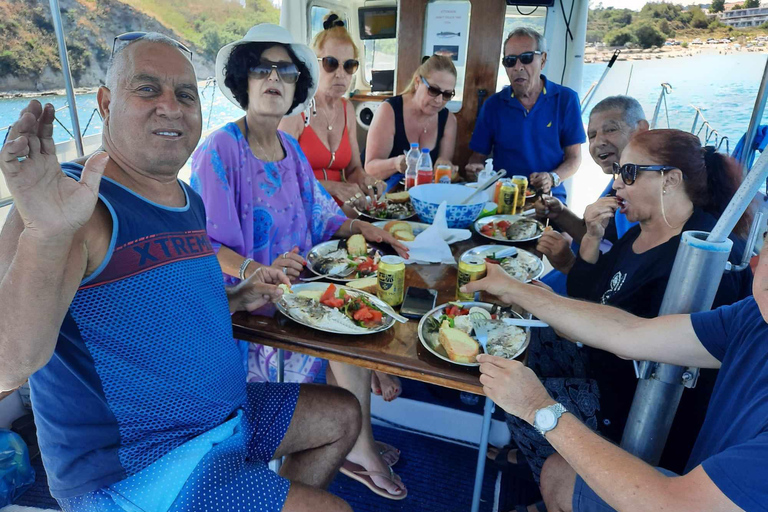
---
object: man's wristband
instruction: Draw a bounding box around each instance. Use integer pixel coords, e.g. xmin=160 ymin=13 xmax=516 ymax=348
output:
xmin=550 ymin=172 xmax=561 ymax=188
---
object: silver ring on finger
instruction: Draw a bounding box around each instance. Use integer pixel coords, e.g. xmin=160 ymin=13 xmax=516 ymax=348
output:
xmin=282 ymin=252 xmax=289 ymax=260
xmin=282 ymin=266 xmax=287 ymax=274
xmin=16 ymin=155 xmax=27 ymax=162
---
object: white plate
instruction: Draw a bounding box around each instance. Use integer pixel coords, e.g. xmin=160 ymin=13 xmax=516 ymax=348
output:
xmin=305 ymin=240 xmax=379 ymax=283
xmin=277 ymin=283 xmax=395 ymax=335
xmin=460 ymin=245 xmax=544 ymax=283
xmin=474 ymin=215 xmax=544 ymax=243
xmin=417 ymin=301 xmax=529 ymax=367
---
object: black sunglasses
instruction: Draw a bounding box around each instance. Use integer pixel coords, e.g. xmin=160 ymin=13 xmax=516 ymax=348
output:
xmin=421 ymin=77 xmax=455 ymax=102
xmin=501 ymin=51 xmax=542 ymax=68
xmin=612 ymin=162 xmax=677 ymax=186
xmin=112 ymin=32 xmax=193 ymax=60
xmin=248 ymin=62 xmax=301 ymax=84
xmin=318 ymin=56 xmax=359 ymax=75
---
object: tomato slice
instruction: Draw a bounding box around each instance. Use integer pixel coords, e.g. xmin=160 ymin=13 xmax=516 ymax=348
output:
xmin=497 ymin=220 xmax=511 ymax=230
xmin=369 ymin=310 xmax=383 ymax=322
xmin=320 ymin=284 xmax=337 ymax=303
xmin=354 ymin=307 xmax=374 ymax=321
xmin=458 ymin=308 xmax=470 ymax=316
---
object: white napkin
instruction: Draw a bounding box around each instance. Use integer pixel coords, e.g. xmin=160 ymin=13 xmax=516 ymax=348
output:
xmin=401 ymin=201 xmax=472 ymax=264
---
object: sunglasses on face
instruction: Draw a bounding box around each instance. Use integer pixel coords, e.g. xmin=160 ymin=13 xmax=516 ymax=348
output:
xmin=420 ymin=77 xmax=455 ymax=102
xmin=248 ymin=62 xmax=301 ymax=84
xmin=612 ymin=162 xmax=677 ymax=186
xmin=501 ymin=51 xmax=542 ymax=68
xmin=318 ymin=56 xmax=359 ymax=75
xmin=112 ymin=32 xmax=193 ymax=59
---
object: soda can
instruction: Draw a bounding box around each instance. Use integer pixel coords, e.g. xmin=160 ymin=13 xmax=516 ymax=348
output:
xmin=456 ymin=256 xmax=487 ymax=301
xmin=512 ymin=175 xmax=528 ymax=209
xmin=434 ymin=164 xmax=452 ymax=184
xmin=496 ymin=180 xmax=518 ymax=215
xmin=493 ymin=180 xmax=504 ymax=204
xmin=377 ymin=255 xmax=406 ymax=306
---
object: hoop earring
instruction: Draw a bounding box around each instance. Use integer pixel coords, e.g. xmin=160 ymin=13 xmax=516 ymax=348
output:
xmin=660 ymin=171 xmax=675 ymax=229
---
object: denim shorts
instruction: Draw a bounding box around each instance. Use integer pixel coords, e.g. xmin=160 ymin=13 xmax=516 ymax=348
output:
xmin=573 ymin=467 xmax=678 ymax=512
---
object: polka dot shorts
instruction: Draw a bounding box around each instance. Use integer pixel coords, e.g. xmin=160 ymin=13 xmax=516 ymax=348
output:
xmin=57 ymin=382 xmax=301 ymax=512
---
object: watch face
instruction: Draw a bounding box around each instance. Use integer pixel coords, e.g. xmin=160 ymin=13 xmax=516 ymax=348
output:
xmin=535 ymin=408 xmax=557 ymax=431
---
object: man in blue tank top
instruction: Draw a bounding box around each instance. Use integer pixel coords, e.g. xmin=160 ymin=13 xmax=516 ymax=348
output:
xmin=0 ymin=34 xmax=360 ymax=512
xmin=462 ymin=245 xmax=768 ymax=512
xmin=536 ymin=96 xmax=648 ymax=295
xmin=466 ymin=27 xmax=585 ymax=205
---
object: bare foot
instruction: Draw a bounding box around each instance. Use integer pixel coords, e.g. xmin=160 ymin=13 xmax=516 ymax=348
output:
xmin=487 ymin=445 xmax=519 ymax=464
xmin=374 ymin=372 xmax=401 ymax=401
xmin=346 ymin=441 xmax=406 ymax=497
xmin=371 ymin=371 xmax=382 ymax=396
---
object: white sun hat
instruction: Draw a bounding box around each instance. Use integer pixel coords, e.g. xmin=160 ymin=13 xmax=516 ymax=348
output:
xmin=215 ymin=23 xmax=319 ymax=116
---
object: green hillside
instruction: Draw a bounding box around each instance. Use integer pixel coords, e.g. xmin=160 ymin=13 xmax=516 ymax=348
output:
xmin=589 ymin=2 xmax=768 ymax=48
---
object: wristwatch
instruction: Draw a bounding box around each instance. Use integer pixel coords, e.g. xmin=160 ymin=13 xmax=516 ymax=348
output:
xmin=533 ymin=403 xmax=567 ymax=436
xmin=549 ymin=172 xmax=561 ymax=188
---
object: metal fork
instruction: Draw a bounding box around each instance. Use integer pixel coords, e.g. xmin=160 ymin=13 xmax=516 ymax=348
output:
xmin=470 ymin=312 xmax=489 ymax=352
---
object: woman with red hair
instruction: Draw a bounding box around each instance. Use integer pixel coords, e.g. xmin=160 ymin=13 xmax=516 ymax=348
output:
xmin=492 ymin=130 xmax=753 ymax=490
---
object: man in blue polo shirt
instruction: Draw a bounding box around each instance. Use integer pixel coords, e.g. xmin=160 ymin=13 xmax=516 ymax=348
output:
xmin=463 ymin=243 xmax=768 ymax=512
xmin=466 ymin=27 xmax=585 ymax=204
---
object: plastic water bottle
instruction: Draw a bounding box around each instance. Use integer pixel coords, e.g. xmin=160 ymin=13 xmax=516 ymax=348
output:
xmin=404 ymin=142 xmax=420 ymax=190
xmin=416 ymin=148 xmax=433 ymax=186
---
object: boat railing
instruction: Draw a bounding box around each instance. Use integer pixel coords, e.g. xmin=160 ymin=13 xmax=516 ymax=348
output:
xmin=689 ymin=105 xmax=730 ymax=154
xmin=649 ymin=82 xmax=673 ymax=130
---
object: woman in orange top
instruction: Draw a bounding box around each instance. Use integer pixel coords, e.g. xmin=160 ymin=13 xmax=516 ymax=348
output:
xmin=281 ymin=15 xmax=384 ymax=216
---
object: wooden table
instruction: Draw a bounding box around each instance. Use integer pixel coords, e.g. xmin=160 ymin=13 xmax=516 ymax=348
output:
xmin=232 ymin=229 xmax=540 ymax=512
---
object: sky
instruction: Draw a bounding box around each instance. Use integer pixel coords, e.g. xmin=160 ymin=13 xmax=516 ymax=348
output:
xmin=591 ymin=0 xmax=697 ymax=10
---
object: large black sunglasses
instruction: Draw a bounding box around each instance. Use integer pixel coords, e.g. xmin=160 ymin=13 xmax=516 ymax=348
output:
xmin=501 ymin=51 xmax=542 ymax=68
xmin=421 ymin=76 xmax=455 ymax=102
xmin=248 ymin=61 xmax=301 ymax=84
xmin=112 ymin=32 xmax=193 ymax=60
xmin=612 ymin=162 xmax=677 ymax=186
xmin=318 ymin=56 xmax=359 ymax=75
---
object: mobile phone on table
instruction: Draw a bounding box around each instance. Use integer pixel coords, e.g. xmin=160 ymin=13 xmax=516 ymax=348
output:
xmin=400 ymin=287 xmax=438 ymax=319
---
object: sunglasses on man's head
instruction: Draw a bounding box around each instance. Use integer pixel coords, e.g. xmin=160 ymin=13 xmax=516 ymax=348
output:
xmin=612 ymin=162 xmax=677 ymax=186
xmin=318 ymin=56 xmax=359 ymax=75
xmin=421 ymin=77 xmax=455 ymax=102
xmin=501 ymin=51 xmax=542 ymax=68
xmin=112 ymin=32 xmax=193 ymax=59
xmin=248 ymin=62 xmax=301 ymax=84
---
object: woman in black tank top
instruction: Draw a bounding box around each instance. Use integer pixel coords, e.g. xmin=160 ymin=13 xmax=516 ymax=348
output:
xmin=364 ymin=55 xmax=458 ymax=189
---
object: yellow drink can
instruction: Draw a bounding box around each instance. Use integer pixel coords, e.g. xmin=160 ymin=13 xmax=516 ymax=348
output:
xmin=512 ymin=175 xmax=528 ymax=209
xmin=497 ymin=180 xmax=518 ymax=215
xmin=456 ymin=256 xmax=487 ymax=301
xmin=377 ymin=255 xmax=406 ymax=306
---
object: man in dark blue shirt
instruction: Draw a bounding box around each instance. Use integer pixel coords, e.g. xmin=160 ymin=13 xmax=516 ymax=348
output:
xmin=463 ymin=241 xmax=768 ymax=512
xmin=466 ymin=27 xmax=585 ymax=204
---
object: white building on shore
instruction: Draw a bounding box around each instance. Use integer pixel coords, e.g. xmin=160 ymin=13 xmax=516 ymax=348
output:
xmin=720 ymin=5 xmax=768 ymax=28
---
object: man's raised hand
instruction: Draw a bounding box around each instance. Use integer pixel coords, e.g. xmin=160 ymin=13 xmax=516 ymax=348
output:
xmin=0 ymin=100 xmax=104 ymax=242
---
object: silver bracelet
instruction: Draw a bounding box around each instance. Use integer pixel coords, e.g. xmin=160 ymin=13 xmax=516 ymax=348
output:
xmin=239 ymin=258 xmax=255 ymax=280
xmin=350 ymin=218 xmax=361 ymax=233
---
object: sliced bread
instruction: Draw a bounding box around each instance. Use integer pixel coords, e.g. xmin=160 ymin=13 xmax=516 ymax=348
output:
xmin=384 ymin=220 xmax=412 ymax=234
xmin=346 ymin=234 xmax=368 ymax=257
xmin=386 ymin=191 xmax=410 ymax=204
xmin=392 ymin=230 xmax=415 ymax=242
xmin=438 ymin=321 xmax=480 ymax=363
xmin=347 ymin=276 xmax=378 ymax=294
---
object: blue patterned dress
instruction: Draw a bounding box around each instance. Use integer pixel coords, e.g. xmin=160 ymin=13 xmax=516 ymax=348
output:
xmin=191 ymin=122 xmax=347 ymax=383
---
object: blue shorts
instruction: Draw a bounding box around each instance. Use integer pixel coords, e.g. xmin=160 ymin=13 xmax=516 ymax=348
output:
xmin=573 ymin=467 xmax=678 ymax=512
xmin=58 ymin=382 xmax=300 ymax=512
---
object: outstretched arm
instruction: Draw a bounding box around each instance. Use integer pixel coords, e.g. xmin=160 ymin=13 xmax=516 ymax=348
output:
xmin=479 ymin=355 xmax=740 ymax=512
xmin=0 ymin=102 xmax=105 ymax=390
xmin=463 ymin=264 xmax=720 ymax=369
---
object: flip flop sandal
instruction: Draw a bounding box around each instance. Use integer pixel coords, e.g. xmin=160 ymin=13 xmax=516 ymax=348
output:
xmin=375 ymin=441 xmax=401 ymax=467
xmin=487 ymin=446 xmax=536 ymax=482
xmin=340 ymin=460 xmax=408 ymax=501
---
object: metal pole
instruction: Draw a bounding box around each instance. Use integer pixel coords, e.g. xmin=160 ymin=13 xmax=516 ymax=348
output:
xmin=581 ymin=50 xmax=620 ymax=115
xmin=650 ymin=83 xmax=672 ymax=129
xmin=621 ymin=145 xmax=768 ymax=463
xmin=0 ymin=198 xmax=12 ymax=209
xmin=49 ymin=0 xmax=84 ymax=157
xmin=738 ymin=57 xmax=768 ymax=171
xmin=471 ymin=398 xmax=494 ymax=512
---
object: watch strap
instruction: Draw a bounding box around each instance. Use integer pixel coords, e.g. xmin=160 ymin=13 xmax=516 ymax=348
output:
xmin=550 ymin=172 xmax=561 ymax=187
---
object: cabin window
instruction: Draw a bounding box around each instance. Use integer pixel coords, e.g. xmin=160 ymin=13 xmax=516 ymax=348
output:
xmin=308 ymin=5 xmax=349 ymax=42
xmin=496 ymin=5 xmax=548 ymax=92
xmin=363 ymin=39 xmax=397 ymax=85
